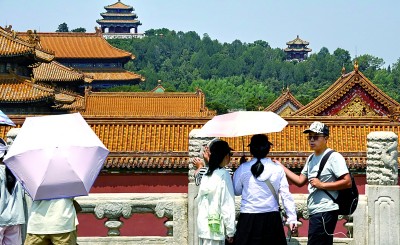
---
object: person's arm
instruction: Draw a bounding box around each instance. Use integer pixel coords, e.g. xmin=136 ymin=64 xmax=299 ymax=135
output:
xmin=279 ymin=163 xmax=308 ymax=187
xmin=309 ymin=173 xmax=351 ymax=190
xmin=232 ymin=167 xmax=242 ymax=195
xmin=220 ymin=172 xmax=236 ymax=241
xmin=278 ymin=168 xmax=297 ymax=231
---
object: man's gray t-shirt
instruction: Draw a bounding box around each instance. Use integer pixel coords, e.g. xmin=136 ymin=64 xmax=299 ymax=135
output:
xmin=301 ymin=148 xmax=349 ymax=215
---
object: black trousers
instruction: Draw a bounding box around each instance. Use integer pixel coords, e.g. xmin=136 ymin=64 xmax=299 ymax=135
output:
xmin=234 ymin=212 xmax=286 ymax=245
xmin=308 ymin=210 xmax=338 ymax=245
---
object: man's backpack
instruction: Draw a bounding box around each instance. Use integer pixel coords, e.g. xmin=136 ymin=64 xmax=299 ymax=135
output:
xmin=311 ymin=150 xmax=359 ymax=215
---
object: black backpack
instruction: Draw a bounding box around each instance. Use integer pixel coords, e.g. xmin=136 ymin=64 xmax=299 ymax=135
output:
xmin=310 ymin=150 xmax=359 ymax=215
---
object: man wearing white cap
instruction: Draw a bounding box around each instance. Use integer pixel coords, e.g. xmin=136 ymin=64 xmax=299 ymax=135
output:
xmin=279 ymin=121 xmax=351 ymax=245
xmin=0 ymin=138 xmax=26 ymax=245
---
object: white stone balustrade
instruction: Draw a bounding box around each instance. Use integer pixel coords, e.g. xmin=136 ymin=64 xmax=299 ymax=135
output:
xmin=75 ymin=193 xmax=187 ymax=245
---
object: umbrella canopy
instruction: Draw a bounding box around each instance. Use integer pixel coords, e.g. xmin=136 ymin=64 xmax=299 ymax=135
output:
xmin=0 ymin=110 xmax=16 ymax=126
xmin=196 ymin=111 xmax=288 ymax=137
xmin=3 ymin=113 xmax=109 ymax=201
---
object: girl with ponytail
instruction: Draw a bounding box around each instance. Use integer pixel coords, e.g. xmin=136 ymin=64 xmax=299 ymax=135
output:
xmin=233 ymin=134 xmax=297 ymax=245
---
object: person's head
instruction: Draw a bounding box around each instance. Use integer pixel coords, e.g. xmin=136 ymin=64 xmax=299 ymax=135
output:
xmin=248 ymin=134 xmax=273 ymax=178
xmin=206 ymin=140 xmax=233 ymax=176
xmin=303 ymin=121 xmax=329 ymax=154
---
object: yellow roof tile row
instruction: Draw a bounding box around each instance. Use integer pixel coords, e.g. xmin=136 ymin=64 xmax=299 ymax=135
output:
xmin=81 ymin=69 xmax=142 ymax=81
xmin=0 ymin=75 xmax=53 ymax=102
xmin=82 ymin=90 xmax=216 ymax=117
xmin=33 ymin=61 xmax=86 ymax=82
xmin=18 ymin=32 xmax=134 ymax=60
xmin=0 ymin=27 xmax=54 ymax=62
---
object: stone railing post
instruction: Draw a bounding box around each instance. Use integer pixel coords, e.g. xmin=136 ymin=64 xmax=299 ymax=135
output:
xmin=366 ymin=131 xmax=400 ymax=245
xmin=188 ymin=129 xmax=215 ymax=245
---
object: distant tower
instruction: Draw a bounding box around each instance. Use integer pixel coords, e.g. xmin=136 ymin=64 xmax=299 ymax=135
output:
xmin=284 ymin=35 xmax=312 ymax=61
xmin=97 ymin=0 xmax=143 ymax=39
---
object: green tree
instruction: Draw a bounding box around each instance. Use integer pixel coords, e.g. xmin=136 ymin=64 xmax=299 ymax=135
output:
xmin=71 ymin=27 xmax=86 ymax=33
xmin=56 ymin=22 xmax=69 ymax=32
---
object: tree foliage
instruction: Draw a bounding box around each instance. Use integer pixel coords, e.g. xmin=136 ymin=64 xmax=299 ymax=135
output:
xmin=71 ymin=27 xmax=86 ymax=33
xmin=106 ymin=29 xmax=400 ymax=113
xmin=56 ymin=22 xmax=69 ymax=32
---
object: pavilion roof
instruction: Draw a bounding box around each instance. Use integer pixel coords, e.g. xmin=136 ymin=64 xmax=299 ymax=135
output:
xmin=17 ymin=31 xmax=134 ymax=60
xmin=33 ymin=61 xmax=91 ymax=83
xmin=265 ymin=87 xmax=303 ymax=116
xmin=286 ymin=35 xmax=310 ymax=46
xmin=0 ymin=26 xmax=54 ymax=62
xmin=293 ymin=63 xmax=400 ymax=117
xmin=105 ymin=1 xmax=134 ymax=10
xmin=80 ymin=68 xmax=143 ymax=82
xmin=0 ymin=74 xmax=54 ymax=102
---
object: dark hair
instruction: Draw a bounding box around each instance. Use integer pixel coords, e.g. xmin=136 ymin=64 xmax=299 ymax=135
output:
xmin=206 ymin=140 xmax=232 ymax=176
xmin=249 ymin=134 xmax=272 ymax=178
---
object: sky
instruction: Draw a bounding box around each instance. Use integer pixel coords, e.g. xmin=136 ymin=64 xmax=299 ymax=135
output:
xmin=1 ymin=0 xmax=399 ymax=66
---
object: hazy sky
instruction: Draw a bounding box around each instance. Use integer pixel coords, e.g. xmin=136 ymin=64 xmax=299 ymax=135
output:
xmin=1 ymin=0 xmax=399 ymax=66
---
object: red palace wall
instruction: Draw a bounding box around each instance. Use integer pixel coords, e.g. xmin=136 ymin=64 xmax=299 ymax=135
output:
xmin=77 ymin=173 xmax=389 ymax=238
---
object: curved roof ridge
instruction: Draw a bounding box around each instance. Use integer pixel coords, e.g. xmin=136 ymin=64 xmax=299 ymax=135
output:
xmin=293 ymin=69 xmax=400 ymax=116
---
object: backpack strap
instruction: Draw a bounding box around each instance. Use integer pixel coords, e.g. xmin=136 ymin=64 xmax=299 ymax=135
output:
xmin=315 ymin=150 xmax=337 ymax=202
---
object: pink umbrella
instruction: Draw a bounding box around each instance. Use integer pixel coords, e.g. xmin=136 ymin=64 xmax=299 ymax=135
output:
xmin=3 ymin=113 xmax=109 ymax=200
xmin=196 ymin=111 xmax=288 ymax=162
xmin=196 ymin=111 xmax=288 ymax=137
xmin=0 ymin=110 xmax=15 ymax=126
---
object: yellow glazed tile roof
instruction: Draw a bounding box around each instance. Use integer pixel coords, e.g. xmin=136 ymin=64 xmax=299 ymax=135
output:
xmin=294 ymin=66 xmax=400 ymax=117
xmin=82 ymin=89 xmax=216 ymax=117
xmin=33 ymin=61 xmax=87 ymax=83
xmin=0 ymin=74 xmax=54 ymax=102
xmin=265 ymin=87 xmax=303 ymax=116
xmin=0 ymin=26 xmax=54 ymax=62
xmin=286 ymin=35 xmax=310 ymax=45
xmin=81 ymin=69 xmax=142 ymax=81
xmin=18 ymin=31 xmax=134 ymax=60
xmin=105 ymin=1 xmax=133 ymax=10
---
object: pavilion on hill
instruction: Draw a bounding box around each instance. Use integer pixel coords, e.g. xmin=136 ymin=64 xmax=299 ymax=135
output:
xmin=284 ymin=35 xmax=312 ymax=61
xmin=97 ymin=0 xmax=143 ymax=39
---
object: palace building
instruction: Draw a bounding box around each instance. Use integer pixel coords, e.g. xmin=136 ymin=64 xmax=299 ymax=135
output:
xmin=18 ymin=29 xmax=144 ymax=91
xmin=97 ymin=0 xmax=143 ymax=39
xmin=284 ymin=35 xmax=312 ymax=61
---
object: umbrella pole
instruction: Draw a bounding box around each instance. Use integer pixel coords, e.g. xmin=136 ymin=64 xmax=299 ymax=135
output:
xmin=240 ymin=136 xmax=246 ymax=164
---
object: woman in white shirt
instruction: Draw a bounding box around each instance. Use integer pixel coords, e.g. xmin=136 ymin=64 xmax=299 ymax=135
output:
xmin=233 ymin=134 xmax=297 ymax=245
xmin=197 ymin=140 xmax=236 ymax=245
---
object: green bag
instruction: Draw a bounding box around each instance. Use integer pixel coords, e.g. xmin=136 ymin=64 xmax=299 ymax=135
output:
xmin=208 ymin=213 xmax=223 ymax=234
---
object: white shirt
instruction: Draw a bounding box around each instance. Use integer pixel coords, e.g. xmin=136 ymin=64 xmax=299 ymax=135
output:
xmin=27 ymin=198 xmax=77 ymax=234
xmin=233 ymin=157 xmax=297 ymax=224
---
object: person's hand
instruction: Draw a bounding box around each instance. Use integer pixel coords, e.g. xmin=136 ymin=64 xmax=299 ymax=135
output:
xmin=203 ymin=146 xmax=210 ymax=163
xmin=309 ymin=177 xmax=324 ymax=189
xmin=226 ymin=237 xmax=234 ymax=243
xmin=289 ymin=222 xmax=298 ymax=233
xmin=192 ymin=157 xmax=204 ymax=169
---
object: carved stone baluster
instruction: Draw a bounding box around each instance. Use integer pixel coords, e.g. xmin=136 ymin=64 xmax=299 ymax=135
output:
xmin=155 ymin=201 xmax=174 ymax=236
xmin=94 ymin=203 xmax=133 ymax=236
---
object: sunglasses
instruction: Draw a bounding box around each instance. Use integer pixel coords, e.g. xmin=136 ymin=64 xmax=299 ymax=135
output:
xmin=307 ymin=135 xmax=325 ymax=141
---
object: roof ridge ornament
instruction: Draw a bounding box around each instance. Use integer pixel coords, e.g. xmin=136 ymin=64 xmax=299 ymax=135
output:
xmin=354 ymin=60 xmax=359 ymax=72
xmin=341 ymin=65 xmax=346 ymax=75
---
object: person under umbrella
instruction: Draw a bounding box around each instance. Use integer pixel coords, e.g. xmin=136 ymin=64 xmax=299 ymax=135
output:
xmin=0 ymin=137 xmax=26 ymax=245
xmin=233 ymin=134 xmax=297 ymax=245
xmin=196 ymin=140 xmax=236 ymax=244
